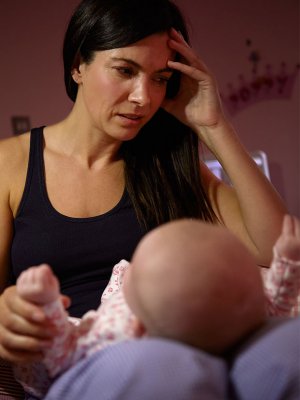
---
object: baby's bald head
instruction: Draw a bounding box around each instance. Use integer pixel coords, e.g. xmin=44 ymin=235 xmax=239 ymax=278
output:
xmin=124 ymin=219 xmax=266 ymax=354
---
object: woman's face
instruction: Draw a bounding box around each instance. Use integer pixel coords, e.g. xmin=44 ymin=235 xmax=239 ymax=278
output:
xmin=74 ymin=32 xmax=174 ymax=141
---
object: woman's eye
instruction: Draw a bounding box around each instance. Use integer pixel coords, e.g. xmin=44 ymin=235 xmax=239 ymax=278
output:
xmin=153 ymin=76 xmax=170 ymax=86
xmin=115 ymin=67 xmax=134 ymax=77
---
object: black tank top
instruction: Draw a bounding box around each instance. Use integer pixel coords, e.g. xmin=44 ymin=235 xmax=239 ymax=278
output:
xmin=10 ymin=127 xmax=147 ymax=317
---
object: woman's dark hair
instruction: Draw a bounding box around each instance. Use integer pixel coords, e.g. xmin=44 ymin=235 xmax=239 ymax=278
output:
xmin=63 ymin=0 xmax=216 ymax=229
xmin=121 ymin=110 xmax=217 ymax=229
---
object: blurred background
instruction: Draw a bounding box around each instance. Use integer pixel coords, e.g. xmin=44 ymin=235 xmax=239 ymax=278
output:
xmin=0 ymin=0 xmax=299 ymax=216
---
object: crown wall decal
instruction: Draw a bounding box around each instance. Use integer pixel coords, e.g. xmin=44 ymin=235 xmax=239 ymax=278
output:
xmin=221 ymin=39 xmax=299 ymax=116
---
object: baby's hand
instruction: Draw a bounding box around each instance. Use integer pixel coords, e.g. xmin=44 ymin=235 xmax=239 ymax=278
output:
xmin=274 ymin=215 xmax=300 ymax=261
xmin=17 ymin=264 xmax=60 ymax=305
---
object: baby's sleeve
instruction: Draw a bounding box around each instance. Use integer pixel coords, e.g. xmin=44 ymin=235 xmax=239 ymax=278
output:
xmin=263 ymin=249 xmax=300 ymax=316
xmin=101 ymin=259 xmax=130 ymax=303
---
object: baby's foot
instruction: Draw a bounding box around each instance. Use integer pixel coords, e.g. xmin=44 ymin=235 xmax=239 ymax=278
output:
xmin=274 ymin=215 xmax=300 ymax=262
xmin=17 ymin=264 xmax=60 ymax=305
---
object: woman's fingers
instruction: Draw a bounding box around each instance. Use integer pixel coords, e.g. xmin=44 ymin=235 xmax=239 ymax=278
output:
xmin=0 ymin=286 xmax=57 ymax=363
xmin=165 ymin=28 xmax=223 ymax=130
xmin=167 ymin=60 xmax=208 ymax=83
xmin=0 ymin=322 xmax=52 ymax=363
xmin=169 ymin=27 xmax=189 ymax=46
xmin=2 ymin=310 xmax=56 ymax=339
xmin=3 ymin=286 xmax=46 ymax=323
xmin=0 ymin=342 xmax=43 ymax=364
xmin=0 ymin=314 xmax=54 ymax=363
xmin=168 ymin=28 xmax=209 ymax=72
xmin=167 ymin=28 xmax=215 ymax=92
xmin=0 ymin=325 xmax=51 ymax=352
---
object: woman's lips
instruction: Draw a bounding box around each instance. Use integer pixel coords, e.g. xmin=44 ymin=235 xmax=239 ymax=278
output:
xmin=119 ymin=113 xmax=143 ymax=120
xmin=117 ymin=114 xmax=144 ymax=125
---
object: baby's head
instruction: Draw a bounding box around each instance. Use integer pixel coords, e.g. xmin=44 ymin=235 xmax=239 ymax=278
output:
xmin=123 ymin=219 xmax=266 ymax=354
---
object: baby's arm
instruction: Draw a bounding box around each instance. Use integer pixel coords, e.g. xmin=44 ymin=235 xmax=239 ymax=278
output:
xmin=264 ymin=215 xmax=300 ymax=316
xmin=15 ymin=259 xmax=131 ymax=396
xmin=17 ymin=264 xmax=60 ymax=304
xmin=16 ymin=265 xmax=78 ymax=377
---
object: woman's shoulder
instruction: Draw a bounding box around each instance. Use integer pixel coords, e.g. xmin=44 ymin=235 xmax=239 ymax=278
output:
xmin=0 ymin=132 xmax=31 ymax=174
xmin=0 ymin=132 xmax=30 ymax=171
xmin=0 ymin=133 xmax=31 ymax=215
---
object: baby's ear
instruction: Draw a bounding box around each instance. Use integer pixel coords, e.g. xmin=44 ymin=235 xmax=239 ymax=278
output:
xmin=132 ymin=317 xmax=146 ymax=337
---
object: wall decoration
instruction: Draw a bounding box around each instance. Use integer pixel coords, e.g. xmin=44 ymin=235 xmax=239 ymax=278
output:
xmin=221 ymin=39 xmax=300 ymax=116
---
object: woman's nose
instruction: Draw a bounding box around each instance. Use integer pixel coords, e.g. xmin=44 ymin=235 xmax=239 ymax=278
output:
xmin=128 ymin=78 xmax=151 ymax=107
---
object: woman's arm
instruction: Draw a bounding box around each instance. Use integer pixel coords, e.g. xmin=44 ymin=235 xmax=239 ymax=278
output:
xmin=164 ymin=29 xmax=286 ymax=265
xmin=199 ymin=126 xmax=286 ymax=265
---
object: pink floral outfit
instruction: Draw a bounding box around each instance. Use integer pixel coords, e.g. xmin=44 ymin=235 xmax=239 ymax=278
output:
xmin=14 ymin=259 xmax=137 ymax=398
xmin=263 ymin=249 xmax=300 ymax=316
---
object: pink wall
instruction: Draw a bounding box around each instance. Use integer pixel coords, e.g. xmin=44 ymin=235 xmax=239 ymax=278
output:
xmin=0 ymin=0 xmax=299 ymax=216
xmin=0 ymin=0 xmax=78 ymax=133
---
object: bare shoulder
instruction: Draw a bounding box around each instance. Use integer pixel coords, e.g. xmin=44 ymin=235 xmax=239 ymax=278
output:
xmin=0 ymin=132 xmax=30 ymax=162
xmin=0 ymin=133 xmax=30 ymax=178
xmin=0 ymin=132 xmax=31 ymax=215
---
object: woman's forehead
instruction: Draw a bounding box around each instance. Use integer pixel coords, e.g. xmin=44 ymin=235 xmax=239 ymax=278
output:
xmin=97 ymin=33 xmax=175 ymax=68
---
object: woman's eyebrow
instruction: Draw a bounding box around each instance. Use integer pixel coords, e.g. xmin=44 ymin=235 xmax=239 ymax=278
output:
xmin=110 ymin=57 xmax=173 ymax=73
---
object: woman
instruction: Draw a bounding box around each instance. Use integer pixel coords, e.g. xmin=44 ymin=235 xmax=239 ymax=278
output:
xmin=0 ymin=0 xmax=286 ymax=364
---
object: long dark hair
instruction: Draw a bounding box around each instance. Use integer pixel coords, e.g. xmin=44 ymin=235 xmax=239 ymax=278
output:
xmin=63 ymin=0 xmax=216 ymax=229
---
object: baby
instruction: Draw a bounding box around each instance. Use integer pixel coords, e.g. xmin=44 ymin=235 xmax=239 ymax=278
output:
xmin=14 ymin=215 xmax=300 ymax=398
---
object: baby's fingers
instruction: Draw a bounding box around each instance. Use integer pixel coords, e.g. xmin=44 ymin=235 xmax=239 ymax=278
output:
xmin=293 ymin=216 xmax=300 ymax=237
xmin=282 ymin=215 xmax=300 ymax=237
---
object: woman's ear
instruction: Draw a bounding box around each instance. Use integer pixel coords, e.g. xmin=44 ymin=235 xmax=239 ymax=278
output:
xmin=71 ymin=53 xmax=84 ymax=84
xmin=71 ymin=67 xmax=82 ymax=84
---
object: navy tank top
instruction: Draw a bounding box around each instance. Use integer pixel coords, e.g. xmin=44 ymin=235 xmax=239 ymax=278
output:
xmin=10 ymin=127 xmax=147 ymax=317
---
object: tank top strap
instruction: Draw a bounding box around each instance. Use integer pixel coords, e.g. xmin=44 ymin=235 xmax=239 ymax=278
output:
xmin=16 ymin=126 xmax=45 ymax=217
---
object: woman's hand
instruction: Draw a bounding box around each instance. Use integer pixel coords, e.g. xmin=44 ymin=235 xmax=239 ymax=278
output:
xmin=163 ymin=28 xmax=225 ymax=140
xmin=0 ymin=285 xmax=69 ymax=363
